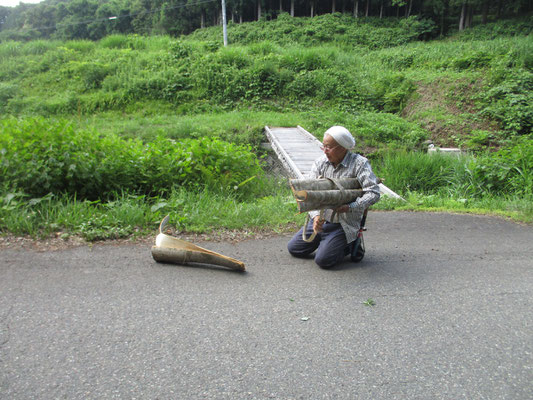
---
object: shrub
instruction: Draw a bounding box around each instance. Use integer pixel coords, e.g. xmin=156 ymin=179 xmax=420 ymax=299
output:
xmin=279 ymin=48 xmax=332 ymax=72
xmin=77 ymin=62 xmax=113 ymax=90
xmin=375 ymin=137 xmax=533 ymax=198
xmin=285 ymin=70 xmax=320 ymax=98
xmin=449 ymin=51 xmax=493 ymax=70
xmin=0 ymin=83 xmax=18 ymax=107
xmin=0 ymin=41 xmax=22 ymax=58
xmin=468 ymin=136 xmax=533 ymax=196
xmin=216 ymin=46 xmax=250 ymax=68
xmin=478 ymin=68 xmax=533 ymax=135
xmin=373 ymin=73 xmax=416 ymax=113
xmin=22 ymin=39 xmax=57 ymax=55
xmin=169 ymin=40 xmax=192 ymax=60
xmin=454 ymin=18 xmax=533 ymax=41
xmin=374 ymin=150 xmax=460 ymax=194
xmin=100 ymin=34 xmax=131 ymax=49
xmin=351 ymin=112 xmax=428 ymax=147
xmin=0 ymin=118 xmax=264 ymax=200
xmin=64 ymin=40 xmax=96 ymax=53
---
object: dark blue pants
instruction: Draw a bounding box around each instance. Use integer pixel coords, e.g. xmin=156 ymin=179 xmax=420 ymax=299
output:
xmin=287 ymin=221 xmax=348 ymax=269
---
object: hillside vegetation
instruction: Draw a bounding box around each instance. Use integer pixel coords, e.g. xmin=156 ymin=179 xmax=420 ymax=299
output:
xmin=0 ymin=16 xmax=531 ymax=240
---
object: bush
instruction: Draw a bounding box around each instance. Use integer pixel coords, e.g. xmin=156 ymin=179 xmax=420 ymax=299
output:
xmin=374 ymin=150 xmax=460 ymax=194
xmin=454 ymin=18 xmax=533 ymax=41
xmin=279 ymin=48 xmax=332 ymax=72
xmin=99 ymin=34 xmax=131 ymax=49
xmin=187 ymin=14 xmax=431 ymax=49
xmin=169 ymin=40 xmax=192 ymax=60
xmin=478 ymin=68 xmax=533 ymax=135
xmin=64 ymin=40 xmax=96 ymax=53
xmin=351 ymin=112 xmax=428 ymax=147
xmin=77 ymin=62 xmax=113 ymax=90
xmin=373 ymin=73 xmax=416 ymax=113
xmin=22 ymin=39 xmax=57 ymax=55
xmin=0 ymin=82 xmax=19 ymax=107
xmin=449 ymin=50 xmax=493 ymax=70
xmin=0 ymin=118 xmax=264 ymax=200
xmin=468 ymin=136 xmax=533 ymax=196
xmin=375 ymin=137 xmax=533 ymax=198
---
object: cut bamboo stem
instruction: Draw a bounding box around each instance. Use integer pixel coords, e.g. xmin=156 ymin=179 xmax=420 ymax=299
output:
xmin=151 ymin=215 xmax=245 ymax=271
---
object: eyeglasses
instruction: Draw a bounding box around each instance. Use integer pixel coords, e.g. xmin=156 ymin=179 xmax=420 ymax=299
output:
xmin=320 ymin=144 xmax=339 ymax=152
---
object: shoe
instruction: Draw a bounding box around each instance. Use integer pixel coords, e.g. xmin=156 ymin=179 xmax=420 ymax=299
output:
xmin=350 ymin=236 xmax=365 ymax=263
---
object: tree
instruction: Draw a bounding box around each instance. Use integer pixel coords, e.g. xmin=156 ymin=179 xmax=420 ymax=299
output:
xmin=379 ymin=0 xmax=385 ymax=18
xmin=54 ymin=0 xmax=99 ymax=40
xmin=25 ymin=2 xmax=57 ymax=37
xmin=130 ymin=0 xmax=154 ymax=35
xmin=87 ymin=0 xmax=131 ymax=39
xmin=353 ymin=0 xmax=358 ymax=17
xmin=423 ymin=0 xmax=450 ymax=36
xmin=0 ymin=6 xmax=11 ymax=32
xmin=391 ymin=0 xmax=405 ymax=17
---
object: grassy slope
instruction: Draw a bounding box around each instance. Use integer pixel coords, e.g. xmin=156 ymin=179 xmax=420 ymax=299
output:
xmin=1 ymin=18 xmax=530 ymax=143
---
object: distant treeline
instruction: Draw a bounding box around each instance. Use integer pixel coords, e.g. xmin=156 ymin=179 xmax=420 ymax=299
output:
xmin=0 ymin=0 xmax=531 ymax=41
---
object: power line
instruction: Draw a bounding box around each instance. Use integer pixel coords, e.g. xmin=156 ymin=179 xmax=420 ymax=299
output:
xmin=9 ymin=0 xmax=219 ymax=33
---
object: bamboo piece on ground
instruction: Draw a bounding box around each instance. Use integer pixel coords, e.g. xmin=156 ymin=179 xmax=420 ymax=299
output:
xmin=151 ymin=215 xmax=245 ymax=271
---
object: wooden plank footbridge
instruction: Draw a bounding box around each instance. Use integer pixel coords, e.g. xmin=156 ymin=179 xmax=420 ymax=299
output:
xmin=264 ymin=125 xmax=402 ymax=199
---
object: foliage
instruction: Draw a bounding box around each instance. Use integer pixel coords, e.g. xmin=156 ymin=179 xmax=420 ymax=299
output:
xmin=374 ymin=139 xmax=533 ymax=198
xmin=477 ymin=68 xmax=533 ymax=136
xmin=350 ymin=112 xmax=428 ymax=148
xmin=190 ymin=14 xmax=436 ymax=49
xmin=0 ymin=186 xmax=300 ymax=240
xmin=0 ymin=118 xmax=264 ymax=200
xmin=453 ymin=18 xmax=533 ymax=41
xmin=465 ymin=136 xmax=533 ymax=197
xmin=1 ymin=0 xmax=532 ymax=43
xmin=374 ymin=151 xmax=461 ymax=194
xmin=1 ymin=20 xmax=531 ymax=124
xmin=0 ymin=15 xmax=531 ymax=239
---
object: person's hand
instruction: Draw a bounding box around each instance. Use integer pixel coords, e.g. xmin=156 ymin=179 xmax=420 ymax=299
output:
xmin=335 ymin=204 xmax=350 ymax=214
xmin=313 ymin=216 xmax=324 ymax=232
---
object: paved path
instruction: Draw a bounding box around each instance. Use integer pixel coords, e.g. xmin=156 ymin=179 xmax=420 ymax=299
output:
xmin=1 ymin=212 xmax=532 ymax=399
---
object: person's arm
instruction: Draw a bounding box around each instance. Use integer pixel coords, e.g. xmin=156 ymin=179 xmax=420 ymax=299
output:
xmin=348 ymin=158 xmax=380 ymax=212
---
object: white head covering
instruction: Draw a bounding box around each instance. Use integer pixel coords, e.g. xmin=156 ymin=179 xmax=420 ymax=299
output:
xmin=324 ymin=126 xmax=355 ymax=150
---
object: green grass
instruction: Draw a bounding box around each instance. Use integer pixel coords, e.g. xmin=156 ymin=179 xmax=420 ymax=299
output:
xmin=2 ymin=184 xmax=529 ymax=242
xmin=0 ymin=184 xmax=306 ymax=240
xmin=373 ymin=192 xmax=532 ymax=224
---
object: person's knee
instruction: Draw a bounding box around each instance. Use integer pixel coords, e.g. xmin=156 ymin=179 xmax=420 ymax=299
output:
xmin=288 ymin=247 xmax=301 ymax=257
xmin=314 ymin=254 xmax=336 ymax=269
xmin=287 ymin=242 xmax=306 ymax=258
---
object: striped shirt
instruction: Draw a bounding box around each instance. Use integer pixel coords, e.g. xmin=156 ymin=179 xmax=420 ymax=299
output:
xmin=307 ymin=151 xmax=380 ymax=243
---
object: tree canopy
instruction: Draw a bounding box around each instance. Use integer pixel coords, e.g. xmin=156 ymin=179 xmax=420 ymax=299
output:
xmin=0 ymin=0 xmax=531 ymax=41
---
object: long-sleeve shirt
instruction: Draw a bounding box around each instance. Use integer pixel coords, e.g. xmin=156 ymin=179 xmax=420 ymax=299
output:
xmin=307 ymin=151 xmax=380 ymax=243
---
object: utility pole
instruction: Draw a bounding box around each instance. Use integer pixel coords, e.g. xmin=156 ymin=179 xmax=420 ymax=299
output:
xmin=221 ymin=0 xmax=228 ymax=46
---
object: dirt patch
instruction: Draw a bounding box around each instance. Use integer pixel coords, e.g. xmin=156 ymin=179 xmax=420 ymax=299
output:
xmin=402 ymin=78 xmax=499 ymax=148
xmin=0 ymin=224 xmax=301 ymax=252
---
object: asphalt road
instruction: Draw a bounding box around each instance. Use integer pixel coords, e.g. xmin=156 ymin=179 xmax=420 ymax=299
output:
xmin=1 ymin=212 xmax=532 ymax=399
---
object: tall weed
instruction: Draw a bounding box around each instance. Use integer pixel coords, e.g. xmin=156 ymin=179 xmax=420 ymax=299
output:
xmin=374 ymin=151 xmax=461 ymax=194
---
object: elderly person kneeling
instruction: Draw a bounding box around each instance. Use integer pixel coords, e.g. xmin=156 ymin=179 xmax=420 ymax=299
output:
xmin=287 ymin=126 xmax=380 ymax=269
